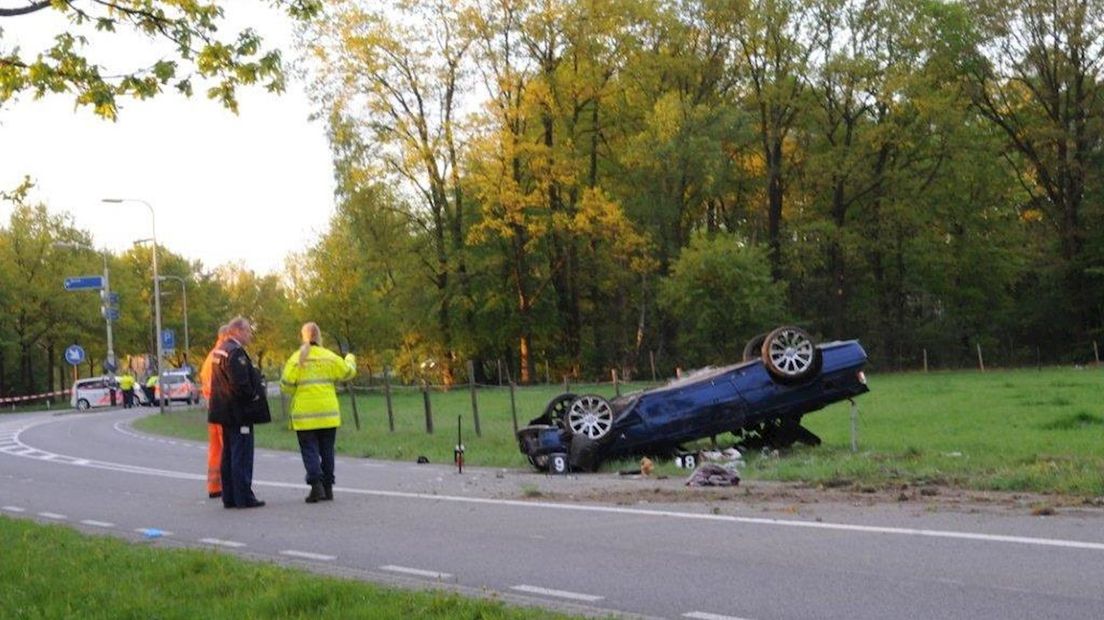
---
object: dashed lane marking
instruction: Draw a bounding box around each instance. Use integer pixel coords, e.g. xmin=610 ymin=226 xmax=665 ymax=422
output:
xmin=510 ymin=585 xmax=603 ymax=602
xmin=200 ymin=538 xmax=245 ymax=548
xmin=683 ymin=612 xmax=754 ymax=620
xmin=2 ymin=505 xmax=26 ymax=512
xmin=379 ymin=565 xmax=453 ymax=580
xmin=80 ymin=520 xmax=115 ymax=528
xmin=38 ymin=512 xmax=66 ymax=520
xmin=280 ymin=550 xmax=337 ymax=561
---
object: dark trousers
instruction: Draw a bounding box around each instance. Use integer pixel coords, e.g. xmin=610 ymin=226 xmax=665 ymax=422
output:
xmin=296 ymin=427 xmax=337 ymax=485
xmin=221 ymin=423 xmax=256 ymax=507
xmin=122 ymin=389 xmax=134 ymax=408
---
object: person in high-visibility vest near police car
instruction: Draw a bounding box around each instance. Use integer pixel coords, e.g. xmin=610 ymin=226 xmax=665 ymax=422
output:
xmin=117 ymin=372 xmax=136 ymax=408
xmin=280 ymin=322 xmax=356 ymax=503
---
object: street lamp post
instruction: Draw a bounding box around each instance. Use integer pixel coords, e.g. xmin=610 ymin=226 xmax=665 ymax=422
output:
xmin=159 ymin=275 xmax=189 ymax=368
xmin=103 ymin=198 xmax=164 ymax=414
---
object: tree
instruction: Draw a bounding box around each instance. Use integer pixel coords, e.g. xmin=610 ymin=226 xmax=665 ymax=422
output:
xmin=730 ymin=0 xmax=814 ymax=280
xmin=963 ymin=0 xmax=1104 ymax=340
xmin=303 ymin=0 xmax=473 ymax=381
xmin=658 ymin=234 xmax=785 ymax=365
xmin=0 ymin=0 xmax=321 ymax=118
xmin=0 ymin=183 xmax=96 ymax=394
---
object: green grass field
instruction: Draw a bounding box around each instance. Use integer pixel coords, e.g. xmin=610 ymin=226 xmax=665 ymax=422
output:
xmin=136 ymin=368 xmax=1104 ymax=496
xmin=0 ymin=516 xmax=573 ymax=619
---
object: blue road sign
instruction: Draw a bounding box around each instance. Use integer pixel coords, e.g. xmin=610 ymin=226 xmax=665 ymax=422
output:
xmin=65 ymin=344 xmax=85 ymax=366
xmin=64 ymin=275 xmax=104 ymax=291
xmin=108 ymin=292 xmax=120 ymax=305
xmin=103 ymin=357 xmax=117 ymax=373
xmin=161 ymin=329 xmax=175 ymax=351
xmin=102 ymin=307 xmax=120 ymax=321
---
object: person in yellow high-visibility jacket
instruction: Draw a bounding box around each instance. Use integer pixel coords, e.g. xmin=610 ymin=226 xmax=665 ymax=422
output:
xmin=280 ymin=322 xmax=356 ymax=503
xmin=117 ymin=372 xmax=136 ymax=408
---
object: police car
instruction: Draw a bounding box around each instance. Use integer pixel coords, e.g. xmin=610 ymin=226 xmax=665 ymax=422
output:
xmin=152 ymin=370 xmax=201 ymax=405
xmin=70 ymin=376 xmax=125 ymax=410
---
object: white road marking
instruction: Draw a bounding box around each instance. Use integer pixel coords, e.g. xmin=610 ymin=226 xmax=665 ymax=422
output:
xmin=2 ymin=505 xmax=26 ymax=512
xmin=511 ymin=585 xmax=604 ymax=602
xmin=379 ymin=565 xmax=452 ymax=579
xmin=38 ymin=512 xmax=66 ymax=520
xmin=80 ymin=520 xmax=115 ymax=528
xmin=9 ymin=416 xmax=1104 ymax=554
xmin=281 ymin=550 xmax=337 ymax=561
xmin=200 ymin=538 xmax=245 ymax=548
xmin=683 ymin=612 xmax=753 ymax=620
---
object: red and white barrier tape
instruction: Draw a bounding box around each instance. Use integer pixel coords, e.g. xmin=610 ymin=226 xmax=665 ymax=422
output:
xmin=0 ymin=389 xmax=70 ymax=405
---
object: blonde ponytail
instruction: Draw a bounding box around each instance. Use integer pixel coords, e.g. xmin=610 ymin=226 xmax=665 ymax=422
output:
xmin=298 ymin=322 xmax=321 ymax=366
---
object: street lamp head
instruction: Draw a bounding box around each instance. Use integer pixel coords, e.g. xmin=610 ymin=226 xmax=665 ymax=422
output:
xmin=101 ymin=198 xmax=124 ymax=203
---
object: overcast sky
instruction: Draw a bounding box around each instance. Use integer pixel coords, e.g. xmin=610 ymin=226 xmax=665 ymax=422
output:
xmin=0 ymin=3 xmax=335 ymax=276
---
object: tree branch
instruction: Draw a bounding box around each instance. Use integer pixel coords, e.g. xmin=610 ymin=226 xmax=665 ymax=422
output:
xmin=0 ymin=1 xmax=51 ymax=18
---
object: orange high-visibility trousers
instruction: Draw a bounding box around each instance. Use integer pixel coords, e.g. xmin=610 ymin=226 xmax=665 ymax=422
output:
xmin=207 ymin=423 xmax=223 ymax=495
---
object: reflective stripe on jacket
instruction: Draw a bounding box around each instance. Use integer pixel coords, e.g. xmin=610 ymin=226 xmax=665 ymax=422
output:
xmin=280 ymin=346 xmax=356 ymax=431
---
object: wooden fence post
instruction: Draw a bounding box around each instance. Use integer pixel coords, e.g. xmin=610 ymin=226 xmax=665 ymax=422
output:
xmin=976 ymin=343 xmax=985 ymax=372
xmin=649 ymin=350 xmax=657 ymax=382
xmin=612 ymin=368 xmax=620 ymax=396
xmin=497 ymin=359 xmax=503 ymax=385
xmin=922 ymin=348 xmax=928 ymax=373
xmin=849 ymin=400 xmax=859 ymax=453
xmin=1094 ymin=341 xmax=1100 ymax=366
xmin=563 ymin=375 xmax=569 ymax=393
xmin=467 ymin=360 xmax=481 ymax=437
xmin=383 ymin=366 xmax=394 ymax=432
xmin=421 ymin=380 xmax=433 ymax=434
xmin=509 ymin=381 xmax=518 ymax=434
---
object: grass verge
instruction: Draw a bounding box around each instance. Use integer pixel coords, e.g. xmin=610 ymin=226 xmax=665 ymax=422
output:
xmin=0 ymin=516 xmax=573 ymax=619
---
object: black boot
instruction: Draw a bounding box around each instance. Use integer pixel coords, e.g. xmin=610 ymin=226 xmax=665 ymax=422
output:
xmin=305 ymin=481 xmax=324 ymax=503
xmin=322 ymin=483 xmax=333 ymax=501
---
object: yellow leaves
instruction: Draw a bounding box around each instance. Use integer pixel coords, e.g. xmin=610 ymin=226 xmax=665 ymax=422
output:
xmin=1020 ymin=208 xmax=1044 ymax=223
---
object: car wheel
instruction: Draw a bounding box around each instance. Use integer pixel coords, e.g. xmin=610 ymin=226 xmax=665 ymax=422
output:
xmin=761 ymin=326 xmax=822 ymax=383
xmin=534 ymin=392 xmax=576 ymax=427
xmin=568 ymin=434 xmax=602 ymax=472
xmin=76 ymin=399 xmax=90 ymax=411
xmin=566 ymin=394 xmax=614 ymax=440
xmin=742 ymin=333 xmax=768 ymax=362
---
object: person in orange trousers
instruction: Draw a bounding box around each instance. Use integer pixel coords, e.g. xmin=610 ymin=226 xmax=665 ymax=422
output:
xmin=199 ymin=325 xmax=230 ymax=498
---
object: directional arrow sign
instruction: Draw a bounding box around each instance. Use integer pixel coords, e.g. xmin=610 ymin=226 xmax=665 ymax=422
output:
xmin=65 ymin=344 xmax=85 ymax=366
xmin=64 ymin=275 xmax=104 ymax=291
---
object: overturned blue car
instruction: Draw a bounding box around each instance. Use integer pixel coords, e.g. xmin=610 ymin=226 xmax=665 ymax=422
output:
xmin=517 ymin=326 xmax=869 ymax=472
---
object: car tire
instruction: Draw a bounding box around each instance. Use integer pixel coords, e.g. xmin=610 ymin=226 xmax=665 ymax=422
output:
xmin=537 ymin=392 xmax=576 ymax=428
xmin=76 ymin=399 xmax=90 ymax=411
xmin=568 ymin=434 xmax=602 ymax=472
xmin=742 ymin=333 xmax=768 ymax=362
xmin=761 ymin=326 xmax=822 ymax=383
xmin=566 ymin=394 xmax=614 ymax=441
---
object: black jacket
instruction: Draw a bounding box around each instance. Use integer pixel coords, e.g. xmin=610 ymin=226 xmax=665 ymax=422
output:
xmin=207 ymin=339 xmax=270 ymax=426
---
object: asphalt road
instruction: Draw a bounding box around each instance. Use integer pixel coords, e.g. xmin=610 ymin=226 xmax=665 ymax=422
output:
xmin=2 ymin=407 xmax=1103 ymax=619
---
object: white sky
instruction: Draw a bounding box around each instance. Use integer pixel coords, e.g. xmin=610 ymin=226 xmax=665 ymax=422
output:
xmin=0 ymin=3 xmax=335 ymax=275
